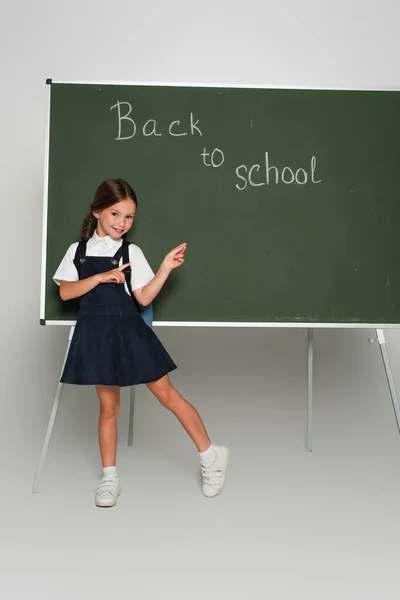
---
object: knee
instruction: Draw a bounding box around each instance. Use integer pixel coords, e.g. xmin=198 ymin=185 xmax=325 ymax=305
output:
xmin=100 ymin=403 xmax=120 ymax=420
xmin=156 ymin=385 xmax=183 ymax=412
xmin=97 ymin=386 xmax=120 ymax=419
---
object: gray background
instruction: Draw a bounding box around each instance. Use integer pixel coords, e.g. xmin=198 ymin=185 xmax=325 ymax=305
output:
xmin=1 ymin=1 xmax=400 ymax=598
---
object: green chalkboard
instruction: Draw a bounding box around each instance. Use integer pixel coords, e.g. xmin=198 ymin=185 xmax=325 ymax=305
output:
xmin=41 ymin=82 xmax=400 ymax=325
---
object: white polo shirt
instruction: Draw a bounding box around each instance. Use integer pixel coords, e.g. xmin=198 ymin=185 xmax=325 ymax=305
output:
xmin=53 ymin=230 xmax=155 ymax=296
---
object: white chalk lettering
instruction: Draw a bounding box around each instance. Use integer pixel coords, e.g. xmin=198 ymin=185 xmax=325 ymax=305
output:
xmin=190 ymin=113 xmax=203 ymax=136
xmin=143 ymin=119 xmax=162 ymax=137
xmin=201 ymin=148 xmax=212 ymax=166
xmin=311 ymin=156 xmax=321 ymax=183
xmin=202 ymin=148 xmax=225 ymax=167
xmin=235 ymin=154 xmax=322 ymax=190
xmin=169 ymin=120 xmax=187 ymax=136
xmin=281 ymin=166 xmax=295 ymax=184
xmin=235 ymin=165 xmax=248 ymax=190
xmin=248 ymin=164 xmax=265 ymax=187
xmin=211 ymin=148 xmax=224 ymax=167
xmin=110 ymin=104 xmax=202 ymax=139
xmin=295 ymin=168 xmax=308 ymax=184
xmin=265 ymin=152 xmax=279 ymax=184
xmin=110 ymin=101 xmax=136 ymax=140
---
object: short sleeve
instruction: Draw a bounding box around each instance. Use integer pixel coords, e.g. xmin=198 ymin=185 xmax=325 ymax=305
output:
xmin=53 ymin=242 xmax=79 ymax=285
xmin=128 ymin=244 xmax=155 ymax=291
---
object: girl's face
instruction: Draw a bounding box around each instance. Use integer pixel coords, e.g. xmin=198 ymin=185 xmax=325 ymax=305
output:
xmin=93 ymin=198 xmax=136 ymax=239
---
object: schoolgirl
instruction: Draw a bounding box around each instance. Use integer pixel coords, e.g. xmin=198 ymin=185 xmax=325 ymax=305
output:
xmin=53 ymin=179 xmax=228 ymax=507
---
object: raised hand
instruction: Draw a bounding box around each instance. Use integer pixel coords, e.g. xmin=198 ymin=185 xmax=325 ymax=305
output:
xmin=162 ymin=243 xmax=187 ymax=270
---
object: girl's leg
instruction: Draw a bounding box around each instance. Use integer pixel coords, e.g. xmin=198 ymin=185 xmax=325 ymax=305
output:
xmin=95 ymin=385 xmax=121 ymax=467
xmin=146 ymin=375 xmax=211 ymax=452
xmin=147 ymin=375 xmax=229 ymax=498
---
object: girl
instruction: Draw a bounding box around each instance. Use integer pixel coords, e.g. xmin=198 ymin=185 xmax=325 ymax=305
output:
xmin=53 ymin=179 xmax=228 ymax=507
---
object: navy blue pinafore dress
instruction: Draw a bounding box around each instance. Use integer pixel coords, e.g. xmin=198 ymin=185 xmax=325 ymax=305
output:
xmin=60 ymin=240 xmax=177 ymax=386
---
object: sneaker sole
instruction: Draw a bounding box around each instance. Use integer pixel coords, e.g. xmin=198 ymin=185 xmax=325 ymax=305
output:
xmin=95 ymin=489 xmax=121 ymax=508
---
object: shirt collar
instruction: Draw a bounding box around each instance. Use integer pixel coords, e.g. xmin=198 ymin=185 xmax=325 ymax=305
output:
xmin=91 ymin=230 xmax=119 ymax=247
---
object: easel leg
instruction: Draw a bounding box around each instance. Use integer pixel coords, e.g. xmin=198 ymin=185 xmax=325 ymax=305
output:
xmin=307 ymin=328 xmax=314 ymax=452
xmin=32 ymin=326 xmax=74 ymax=493
xmin=376 ymin=329 xmax=400 ymax=435
xmin=128 ymin=386 xmax=135 ymax=446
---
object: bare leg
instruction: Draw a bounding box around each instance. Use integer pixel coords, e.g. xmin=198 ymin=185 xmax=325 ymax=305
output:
xmin=95 ymin=385 xmax=121 ymax=467
xmin=146 ymin=375 xmax=211 ymax=452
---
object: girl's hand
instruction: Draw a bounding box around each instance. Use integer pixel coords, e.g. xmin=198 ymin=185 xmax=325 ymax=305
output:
xmin=97 ymin=263 xmax=130 ymax=284
xmin=162 ymin=243 xmax=187 ymax=270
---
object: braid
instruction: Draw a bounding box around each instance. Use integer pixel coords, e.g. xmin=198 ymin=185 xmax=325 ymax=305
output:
xmin=80 ymin=213 xmax=95 ymax=241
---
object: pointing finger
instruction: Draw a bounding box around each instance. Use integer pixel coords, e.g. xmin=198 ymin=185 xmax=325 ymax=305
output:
xmin=118 ymin=262 xmax=131 ymax=271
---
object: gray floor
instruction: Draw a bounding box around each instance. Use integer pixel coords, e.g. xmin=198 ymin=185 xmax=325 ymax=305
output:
xmin=2 ymin=326 xmax=400 ymax=598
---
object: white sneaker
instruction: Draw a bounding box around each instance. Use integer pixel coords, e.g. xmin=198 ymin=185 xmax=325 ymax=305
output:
xmin=94 ymin=475 xmax=121 ymax=507
xmin=201 ymin=445 xmax=229 ymax=498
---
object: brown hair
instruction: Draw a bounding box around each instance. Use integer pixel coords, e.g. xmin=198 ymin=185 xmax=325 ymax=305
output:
xmin=80 ymin=179 xmax=138 ymax=241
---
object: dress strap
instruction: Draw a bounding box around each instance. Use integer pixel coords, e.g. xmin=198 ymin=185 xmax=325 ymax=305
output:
xmin=111 ymin=241 xmax=126 ymax=264
xmin=110 ymin=240 xmax=133 ymax=293
xmin=121 ymin=240 xmax=133 ymax=297
xmin=114 ymin=240 xmax=139 ymax=305
xmin=73 ymin=241 xmax=87 ymax=279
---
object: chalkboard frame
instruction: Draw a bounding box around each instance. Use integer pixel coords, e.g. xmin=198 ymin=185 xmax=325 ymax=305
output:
xmin=40 ymin=79 xmax=400 ymax=329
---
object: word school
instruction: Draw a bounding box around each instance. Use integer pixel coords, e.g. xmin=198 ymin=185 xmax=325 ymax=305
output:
xmin=235 ymin=154 xmax=322 ymax=190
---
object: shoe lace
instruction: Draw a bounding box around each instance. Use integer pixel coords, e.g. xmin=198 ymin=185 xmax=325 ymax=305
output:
xmin=201 ymin=463 xmax=224 ymax=488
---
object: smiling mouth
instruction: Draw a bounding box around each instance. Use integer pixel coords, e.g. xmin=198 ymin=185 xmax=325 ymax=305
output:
xmin=112 ymin=227 xmax=124 ymax=234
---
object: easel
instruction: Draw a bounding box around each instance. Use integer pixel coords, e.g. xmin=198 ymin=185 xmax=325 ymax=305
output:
xmin=32 ymin=325 xmax=138 ymax=493
xmin=306 ymin=327 xmax=400 ymax=451
xmin=33 ymin=325 xmax=400 ymax=492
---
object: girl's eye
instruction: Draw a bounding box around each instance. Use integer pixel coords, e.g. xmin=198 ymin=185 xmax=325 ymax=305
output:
xmin=111 ymin=212 xmax=118 ymax=217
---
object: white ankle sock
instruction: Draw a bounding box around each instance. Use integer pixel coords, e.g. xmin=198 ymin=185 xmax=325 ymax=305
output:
xmin=103 ymin=465 xmax=117 ymax=477
xmin=199 ymin=444 xmax=217 ymax=466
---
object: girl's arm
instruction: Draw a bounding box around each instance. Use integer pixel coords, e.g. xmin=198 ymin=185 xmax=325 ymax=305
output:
xmin=59 ymin=274 xmax=101 ymax=301
xmin=133 ymin=243 xmax=186 ymax=306
xmin=133 ymin=264 xmax=172 ymax=306
xmin=59 ymin=264 xmax=130 ymax=300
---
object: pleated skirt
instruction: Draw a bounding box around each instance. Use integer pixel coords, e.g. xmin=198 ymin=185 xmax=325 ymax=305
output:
xmin=60 ymin=309 xmax=177 ymax=386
